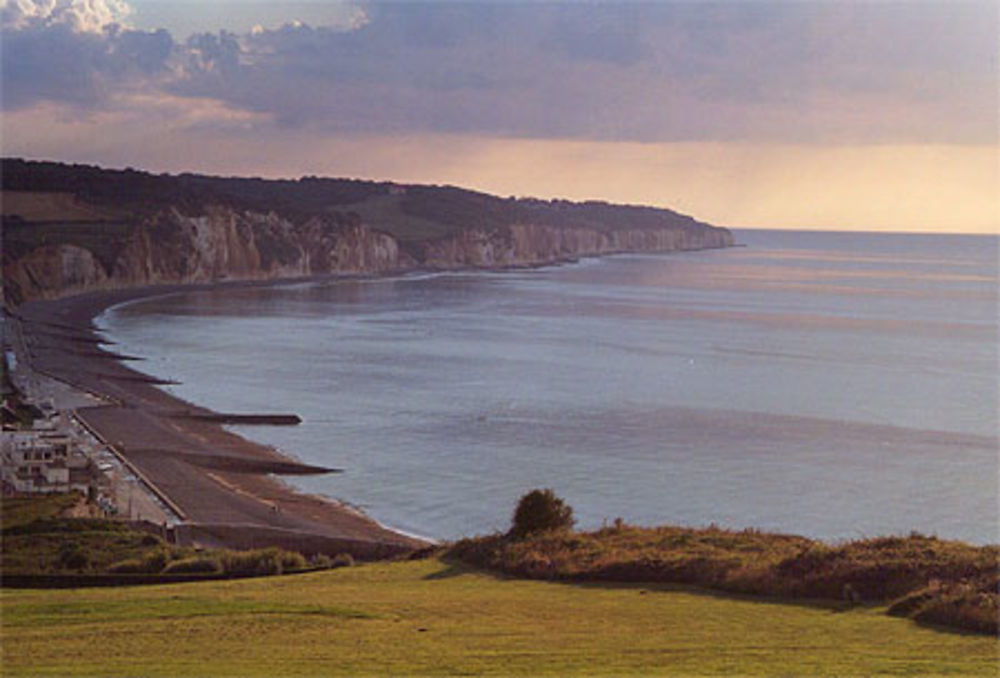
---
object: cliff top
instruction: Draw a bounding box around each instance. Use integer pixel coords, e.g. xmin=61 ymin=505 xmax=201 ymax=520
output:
xmin=1 ymin=158 xmax=720 ymax=243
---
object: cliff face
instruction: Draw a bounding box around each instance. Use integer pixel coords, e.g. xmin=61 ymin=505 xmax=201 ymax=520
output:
xmin=107 ymin=208 xmax=408 ymax=286
xmin=8 ymin=244 xmax=111 ymax=300
xmin=4 ymin=205 xmax=732 ymax=304
xmin=417 ymin=223 xmax=733 ymax=268
xmin=4 ymin=207 xmax=412 ymax=302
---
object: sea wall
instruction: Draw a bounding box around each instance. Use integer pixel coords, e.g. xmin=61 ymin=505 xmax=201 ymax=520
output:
xmin=4 ymin=206 xmax=733 ymax=303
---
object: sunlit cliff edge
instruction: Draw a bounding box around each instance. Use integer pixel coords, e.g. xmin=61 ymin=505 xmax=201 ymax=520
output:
xmin=1 ymin=159 xmax=733 ymax=304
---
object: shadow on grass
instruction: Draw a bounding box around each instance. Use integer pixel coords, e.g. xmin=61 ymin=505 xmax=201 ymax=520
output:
xmin=906 ymin=618 xmax=993 ymax=637
xmin=561 ymin=576 xmax=870 ymax=615
xmin=424 ymin=556 xmax=934 ymax=623
xmin=421 ymin=559 xmax=518 ymax=582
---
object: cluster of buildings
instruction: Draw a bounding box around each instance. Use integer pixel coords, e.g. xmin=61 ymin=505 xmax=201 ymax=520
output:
xmin=3 ymin=319 xmax=177 ymax=525
xmin=1 ymin=354 xmax=115 ymax=506
xmin=1 ymin=408 xmax=100 ymax=496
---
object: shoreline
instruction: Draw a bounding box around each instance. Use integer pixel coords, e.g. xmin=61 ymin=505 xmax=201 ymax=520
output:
xmin=7 ymin=246 xmax=736 ymax=553
xmin=10 ymin=274 xmax=434 ymax=557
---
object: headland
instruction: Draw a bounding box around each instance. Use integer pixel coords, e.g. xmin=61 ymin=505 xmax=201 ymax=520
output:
xmin=2 ymin=158 xmax=734 ymax=557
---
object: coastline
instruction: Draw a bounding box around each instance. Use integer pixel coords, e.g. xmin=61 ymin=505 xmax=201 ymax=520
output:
xmin=11 ymin=275 xmax=431 ymax=557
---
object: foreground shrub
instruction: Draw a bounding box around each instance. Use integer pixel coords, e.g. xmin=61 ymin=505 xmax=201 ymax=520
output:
xmin=140 ymin=533 xmax=163 ymax=547
xmin=107 ymin=558 xmax=147 ymax=574
xmin=106 ymin=548 xmax=174 ymax=574
xmin=141 ymin=548 xmax=171 ymax=574
xmin=913 ymin=591 xmax=998 ymax=635
xmin=449 ymin=505 xmax=998 ymax=636
xmin=309 ymin=554 xmax=333 ymax=569
xmin=163 ymin=556 xmax=222 ymax=575
xmin=58 ymin=545 xmax=89 ymax=571
xmin=331 ymin=553 xmax=355 ymax=568
xmin=510 ymin=489 xmax=575 ymax=538
xmin=279 ymin=550 xmax=308 ymax=572
xmin=221 ymin=549 xmax=282 ymax=576
xmin=220 ymin=547 xmax=307 ymax=576
xmin=889 ymin=575 xmax=999 ymax=635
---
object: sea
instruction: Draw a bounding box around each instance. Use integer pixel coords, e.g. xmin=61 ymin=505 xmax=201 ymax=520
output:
xmin=96 ymin=229 xmax=999 ymax=544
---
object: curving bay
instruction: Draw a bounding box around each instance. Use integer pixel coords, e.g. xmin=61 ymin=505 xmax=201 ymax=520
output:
xmin=97 ymin=229 xmax=999 ymax=544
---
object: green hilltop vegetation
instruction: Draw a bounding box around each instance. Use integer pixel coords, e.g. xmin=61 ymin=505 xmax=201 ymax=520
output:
xmin=8 ymin=491 xmax=995 ymax=636
xmin=449 ymin=523 xmax=998 ymax=636
xmin=2 ymin=556 xmax=996 ymax=677
xmin=452 ymin=489 xmax=999 ymax=635
xmin=1 ymin=494 xmax=338 ymax=579
xmin=1 ymin=157 xmax=716 ymax=257
xmin=1 ymin=492 xmax=997 ymax=676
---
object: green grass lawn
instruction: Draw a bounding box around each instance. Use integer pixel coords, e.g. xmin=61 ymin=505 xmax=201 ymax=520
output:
xmin=341 ymin=194 xmax=457 ymax=243
xmin=2 ymin=558 xmax=995 ymax=677
xmin=1 ymin=494 xmax=80 ymax=530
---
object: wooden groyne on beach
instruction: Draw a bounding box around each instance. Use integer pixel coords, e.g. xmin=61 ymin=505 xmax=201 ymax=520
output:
xmin=9 ymin=291 xmax=428 ymax=556
xmin=176 ymin=413 xmax=303 ymax=426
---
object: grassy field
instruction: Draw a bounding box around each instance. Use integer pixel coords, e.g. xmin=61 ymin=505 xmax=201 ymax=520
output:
xmin=2 ymin=557 xmax=995 ymax=677
xmin=341 ymin=194 xmax=458 ymax=243
xmin=0 ymin=191 xmax=125 ymax=222
xmin=1 ymin=494 xmax=81 ymax=530
xmin=450 ymin=524 xmax=1000 ymax=634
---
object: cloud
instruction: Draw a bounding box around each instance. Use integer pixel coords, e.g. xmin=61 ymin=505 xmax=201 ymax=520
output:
xmin=163 ymin=1 xmax=997 ymax=144
xmin=126 ymin=0 xmax=368 ymax=40
xmin=1 ymin=1 xmax=996 ymax=145
xmin=2 ymin=0 xmax=131 ymax=33
xmin=1 ymin=0 xmax=173 ymax=110
xmin=1 ymin=23 xmax=172 ymax=110
xmin=542 ymin=3 xmax=648 ymax=67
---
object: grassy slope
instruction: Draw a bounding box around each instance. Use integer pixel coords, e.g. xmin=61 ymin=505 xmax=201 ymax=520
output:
xmin=2 ymin=557 xmax=996 ymax=677
xmin=1 ymin=495 xmax=312 ymax=577
xmin=2 ymin=159 xmax=719 ymax=247
xmin=1 ymin=494 xmax=80 ymax=530
xmin=1 ymin=494 xmax=169 ymax=575
xmin=0 ymin=191 xmax=125 ymax=222
xmin=341 ymin=194 xmax=457 ymax=243
xmin=449 ymin=525 xmax=999 ymax=635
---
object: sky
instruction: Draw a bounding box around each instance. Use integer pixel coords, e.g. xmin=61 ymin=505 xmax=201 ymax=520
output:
xmin=1 ymin=0 xmax=997 ymax=233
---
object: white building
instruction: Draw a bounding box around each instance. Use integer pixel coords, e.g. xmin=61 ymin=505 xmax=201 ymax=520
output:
xmin=1 ymin=424 xmax=92 ymax=494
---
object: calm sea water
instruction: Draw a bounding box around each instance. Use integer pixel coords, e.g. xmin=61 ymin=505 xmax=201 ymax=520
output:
xmin=97 ymin=230 xmax=999 ymax=544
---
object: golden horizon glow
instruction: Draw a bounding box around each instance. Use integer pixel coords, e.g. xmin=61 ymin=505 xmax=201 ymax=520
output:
xmin=4 ymin=105 xmax=997 ymax=234
xmin=368 ymin=138 xmax=999 ymax=235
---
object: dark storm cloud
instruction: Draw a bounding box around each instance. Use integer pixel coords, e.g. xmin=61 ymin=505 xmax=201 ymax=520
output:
xmin=168 ymin=1 xmax=997 ymax=143
xmin=1 ymin=8 xmax=173 ymax=110
xmin=3 ymin=1 xmax=996 ymax=144
xmin=541 ymin=3 xmax=648 ymax=67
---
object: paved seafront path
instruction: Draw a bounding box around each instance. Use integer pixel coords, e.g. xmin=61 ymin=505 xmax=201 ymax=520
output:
xmin=12 ymin=284 xmax=427 ymax=557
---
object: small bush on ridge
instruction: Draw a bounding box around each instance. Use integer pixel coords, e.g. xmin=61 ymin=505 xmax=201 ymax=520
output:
xmin=309 ymin=554 xmax=333 ymax=569
xmin=221 ymin=549 xmax=283 ymax=576
xmin=219 ymin=547 xmax=307 ymax=576
xmin=278 ymin=550 xmax=308 ymax=572
xmin=449 ymin=493 xmax=997 ymax=636
xmin=331 ymin=553 xmax=355 ymax=568
xmin=510 ymin=488 xmax=575 ymax=538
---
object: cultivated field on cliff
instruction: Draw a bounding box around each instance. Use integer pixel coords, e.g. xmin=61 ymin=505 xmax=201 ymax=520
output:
xmin=2 ymin=557 xmax=995 ymax=677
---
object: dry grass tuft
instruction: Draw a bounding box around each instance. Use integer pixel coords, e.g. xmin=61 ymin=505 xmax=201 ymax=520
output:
xmin=448 ymin=523 xmax=998 ymax=634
